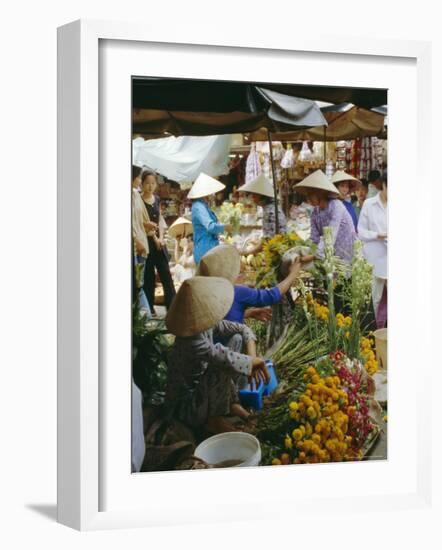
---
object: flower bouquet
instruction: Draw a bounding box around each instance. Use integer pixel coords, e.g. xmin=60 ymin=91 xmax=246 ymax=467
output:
xmin=216 ymin=202 xmax=243 ymax=235
xmin=255 ymin=232 xmax=315 ymax=288
xmin=265 ymin=352 xmax=379 ymax=466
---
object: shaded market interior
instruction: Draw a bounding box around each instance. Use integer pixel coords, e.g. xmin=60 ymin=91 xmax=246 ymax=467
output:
xmin=131 ymin=76 xmax=388 ymax=472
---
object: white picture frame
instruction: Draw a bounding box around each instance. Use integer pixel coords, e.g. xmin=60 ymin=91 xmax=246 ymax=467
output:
xmin=57 ymin=19 xmax=432 ymax=531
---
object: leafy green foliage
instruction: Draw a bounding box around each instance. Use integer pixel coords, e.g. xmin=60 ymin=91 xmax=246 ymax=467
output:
xmin=133 ymin=305 xmax=174 ymax=405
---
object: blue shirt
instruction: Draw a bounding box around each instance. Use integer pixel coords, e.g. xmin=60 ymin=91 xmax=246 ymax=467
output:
xmin=192 ymin=200 xmax=224 ymax=264
xmin=343 ymin=199 xmax=358 ymax=230
xmin=224 ymin=285 xmax=282 ymax=324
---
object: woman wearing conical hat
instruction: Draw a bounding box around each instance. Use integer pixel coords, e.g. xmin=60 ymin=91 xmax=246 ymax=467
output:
xmin=187 ymin=173 xmax=233 ymax=265
xmin=197 ymin=244 xmax=303 ymax=325
xmin=331 ymin=170 xmax=361 ymax=230
xmin=294 ymin=170 xmax=358 ymax=264
xmin=237 ymin=174 xmax=287 ymax=254
xmin=169 ymin=218 xmax=196 ymax=284
xmin=171 ymin=235 xmax=196 ymax=284
xmin=165 ymin=277 xmax=270 ymax=434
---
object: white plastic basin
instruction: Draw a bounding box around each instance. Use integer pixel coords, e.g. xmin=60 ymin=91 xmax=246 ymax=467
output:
xmin=194 ymin=432 xmax=261 ymax=468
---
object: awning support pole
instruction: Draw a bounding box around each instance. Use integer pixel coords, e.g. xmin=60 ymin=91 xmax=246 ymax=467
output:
xmin=323 ymin=126 xmax=327 ymax=168
xmin=267 ymin=129 xmax=280 ymax=233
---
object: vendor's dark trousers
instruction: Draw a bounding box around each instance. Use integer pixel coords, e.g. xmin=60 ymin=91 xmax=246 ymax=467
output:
xmin=143 ymin=247 xmax=176 ymax=312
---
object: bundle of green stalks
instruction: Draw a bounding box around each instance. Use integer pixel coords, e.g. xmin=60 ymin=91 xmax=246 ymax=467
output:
xmin=250 ymin=323 xmax=328 ymax=441
xmin=270 ymin=324 xmax=328 ymax=376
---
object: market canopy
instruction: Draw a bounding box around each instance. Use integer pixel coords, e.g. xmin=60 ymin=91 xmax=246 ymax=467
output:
xmin=132 ymin=134 xmax=233 ymax=183
xmin=247 ymin=105 xmax=386 ymax=142
xmin=133 ymin=81 xmax=328 ymax=137
xmin=133 ymin=77 xmax=387 ymax=112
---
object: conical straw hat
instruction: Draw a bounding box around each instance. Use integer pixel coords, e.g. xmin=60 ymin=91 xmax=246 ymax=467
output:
xmin=168 ymin=216 xmax=193 ymax=239
xmin=237 ymin=173 xmax=274 ymax=198
xmin=331 ymin=170 xmax=361 ymax=192
xmin=294 ymin=169 xmax=340 ymax=198
xmin=165 ymin=276 xmax=234 ymax=337
xmin=196 ymin=244 xmax=241 ymax=283
xmin=187 ymin=172 xmax=226 ymax=199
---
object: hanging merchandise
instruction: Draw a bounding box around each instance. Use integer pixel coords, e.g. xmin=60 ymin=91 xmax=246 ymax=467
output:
xmin=349 ymin=137 xmax=374 ymax=180
xmin=298 ymin=141 xmax=313 ymax=162
xmin=336 ymin=140 xmax=347 ymax=171
xmin=272 ymin=142 xmax=285 ymax=162
xmin=360 ymin=137 xmax=372 ymax=180
xmin=295 ymin=141 xmax=325 ymax=176
xmin=371 ymin=137 xmax=386 ymax=173
xmin=280 ymin=144 xmax=295 ymax=169
xmin=346 ymin=141 xmax=352 ymax=170
xmin=262 ymin=153 xmax=272 ymax=181
xmin=350 ymin=139 xmax=361 ymax=178
xmin=255 ymin=141 xmax=282 ymax=183
xmin=325 ymin=160 xmax=335 ymax=179
xmin=312 ymin=141 xmax=324 ymax=164
xmin=245 ymin=143 xmax=262 ymax=184
xmin=382 ymin=140 xmax=388 ymax=171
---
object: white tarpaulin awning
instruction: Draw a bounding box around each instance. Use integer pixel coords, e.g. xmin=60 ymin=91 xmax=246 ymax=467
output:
xmin=132 ymin=134 xmax=233 ymax=186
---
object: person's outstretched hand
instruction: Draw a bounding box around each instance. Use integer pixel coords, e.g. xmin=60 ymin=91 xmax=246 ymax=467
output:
xmin=300 ymin=254 xmax=315 ymax=264
xmin=249 ymin=357 xmax=270 ymax=388
xmin=290 ymin=256 xmax=302 ymax=276
xmin=247 ymin=307 xmax=272 ymax=322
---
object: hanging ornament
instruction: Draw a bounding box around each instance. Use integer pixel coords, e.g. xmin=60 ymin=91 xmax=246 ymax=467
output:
xmin=280 ymin=145 xmax=295 ymax=169
xmin=245 ymin=142 xmax=262 ymax=184
xmin=298 ymin=141 xmax=313 ymax=162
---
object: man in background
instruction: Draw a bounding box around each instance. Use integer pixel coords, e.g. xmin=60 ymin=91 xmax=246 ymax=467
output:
xmin=358 ymin=173 xmax=388 ymax=327
xmin=367 ymin=170 xmax=383 ymax=199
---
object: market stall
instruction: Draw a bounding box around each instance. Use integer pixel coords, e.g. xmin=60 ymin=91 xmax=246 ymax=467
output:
xmin=133 ymin=226 xmax=388 ymax=470
xmin=131 ymin=77 xmax=388 ymax=471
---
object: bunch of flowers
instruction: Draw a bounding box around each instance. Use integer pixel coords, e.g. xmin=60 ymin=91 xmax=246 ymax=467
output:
xmin=359 ymin=335 xmax=379 ymax=376
xmin=322 ymin=227 xmax=338 ymax=350
xmin=271 ymin=365 xmax=354 ymax=465
xmin=351 ymin=241 xmax=373 ymax=314
xmin=336 ymin=312 xmax=352 ymax=329
xmin=262 ymin=233 xmax=301 ymax=265
xmin=255 ymin=233 xmax=303 ymax=287
xmin=302 ymin=235 xmax=374 ymax=367
xmin=269 ymin=351 xmax=378 ymax=465
xmin=313 ymin=301 xmax=329 ymax=322
xmin=303 ymin=293 xmax=330 ymax=323
xmin=216 ymin=202 xmax=243 ymax=234
xmin=329 ymin=351 xmax=375 ymax=451
xmin=323 ymin=226 xmax=336 ymax=280
xmin=346 ymin=240 xmax=373 ymax=357
xmin=301 ymin=291 xmax=377 ymax=377
xmin=305 ymin=295 xmax=352 ymax=330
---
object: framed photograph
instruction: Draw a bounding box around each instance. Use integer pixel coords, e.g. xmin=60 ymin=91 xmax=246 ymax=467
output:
xmin=57 ymin=19 xmax=432 ymax=530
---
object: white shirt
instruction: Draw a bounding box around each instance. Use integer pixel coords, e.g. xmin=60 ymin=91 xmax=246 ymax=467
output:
xmin=131 ymin=380 xmax=145 ymax=472
xmin=132 ymin=189 xmax=150 ymax=257
xmin=367 ymin=183 xmax=380 ymax=199
xmin=357 ymin=193 xmax=388 ymax=279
